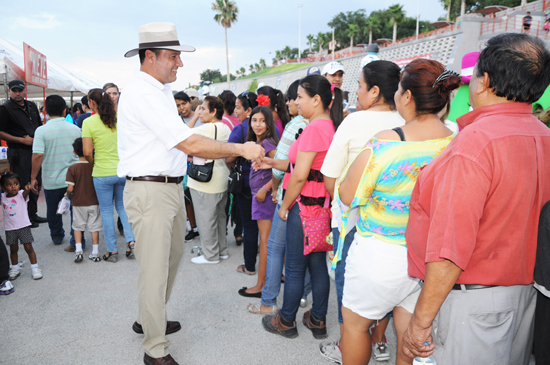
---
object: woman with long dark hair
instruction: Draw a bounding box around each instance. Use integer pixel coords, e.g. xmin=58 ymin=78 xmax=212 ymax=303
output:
xmin=257 ymin=75 xmax=344 ymax=338
xmin=227 ymin=92 xmax=260 ymax=275
xmin=83 ymin=88 xmax=135 ymax=262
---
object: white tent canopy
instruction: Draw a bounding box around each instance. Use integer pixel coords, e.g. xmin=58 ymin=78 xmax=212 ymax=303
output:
xmin=0 ymin=37 xmax=101 ymax=101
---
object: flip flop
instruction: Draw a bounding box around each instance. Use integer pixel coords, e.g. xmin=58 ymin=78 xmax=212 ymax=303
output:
xmin=236 ymin=264 xmax=255 ymax=276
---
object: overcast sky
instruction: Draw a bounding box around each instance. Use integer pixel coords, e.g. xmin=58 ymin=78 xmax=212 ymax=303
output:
xmin=1 ymin=0 xmax=446 ymax=91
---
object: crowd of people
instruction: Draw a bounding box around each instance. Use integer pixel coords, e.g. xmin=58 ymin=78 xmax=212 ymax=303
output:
xmin=1 ymin=21 xmax=550 ymax=365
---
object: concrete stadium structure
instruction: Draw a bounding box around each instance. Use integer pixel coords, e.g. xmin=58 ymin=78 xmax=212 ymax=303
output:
xmin=209 ymin=0 xmax=550 ymax=107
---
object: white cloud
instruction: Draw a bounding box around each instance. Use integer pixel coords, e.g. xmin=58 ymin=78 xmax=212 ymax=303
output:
xmin=15 ymin=13 xmax=61 ymax=29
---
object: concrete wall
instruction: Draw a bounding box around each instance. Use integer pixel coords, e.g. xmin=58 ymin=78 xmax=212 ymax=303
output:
xmin=209 ymin=29 xmax=464 ymax=107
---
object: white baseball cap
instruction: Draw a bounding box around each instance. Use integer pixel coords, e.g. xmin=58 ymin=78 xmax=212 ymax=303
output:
xmin=184 ymin=88 xmax=199 ymax=98
xmin=322 ymin=62 xmax=345 ymax=75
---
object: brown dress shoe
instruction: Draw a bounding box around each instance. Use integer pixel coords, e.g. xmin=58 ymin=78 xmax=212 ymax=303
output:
xmin=143 ymin=353 xmax=178 ymax=365
xmin=133 ymin=321 xmax=181 ymax=335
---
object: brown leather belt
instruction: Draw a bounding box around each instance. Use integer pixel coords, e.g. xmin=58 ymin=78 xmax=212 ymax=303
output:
xmin=452 ymin=284 xmax=498 ymax=290
xmin=126 ymin=176 xmax=184 ymax=184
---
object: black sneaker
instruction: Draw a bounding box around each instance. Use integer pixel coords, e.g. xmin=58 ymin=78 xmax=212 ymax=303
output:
xmin=29 ymin=221 xmax=39 ymax=229
xmin=302 ymin=309 xmax=327 ymax=339
xmin=185 ymin=230 xmax=199 ymax=242
xmin=33 ymin=216 xmax=48 ymax=224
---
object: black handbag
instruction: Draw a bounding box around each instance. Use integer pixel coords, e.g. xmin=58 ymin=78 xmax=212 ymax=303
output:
xmin=188 ymin=125 xmax=217 ymax=183
xmin=227 ymin=124 xmax=245 ymax=194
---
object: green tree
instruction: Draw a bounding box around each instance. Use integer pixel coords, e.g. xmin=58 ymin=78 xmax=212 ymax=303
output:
xmin=259 ymin=58 xmax=267 ymax=70
xmin=248 ymin=79 xmax=258 ymax=92
xmin=282 ymin=45 xmax=293 ymax=60
xmin=200 ymin=69 xmax=222 ymax=85
xmin=316 ymin=32 xmax=330 ymax=52
xmin=212 ymin=0 xmax=238 ymax=89
xmin=275 ymin=50 xmax=282 ymax=61
xmin=254 ymin=63 xmax=260 ymax=73
xmin=346 ymin=23 xmax=361 ymax=52
xmin=306 ymin=34 xmax=315 ymax=52
xmin=437 ymin=0 xmax=534 ymax=21
xmin=328 ymin=10 xmax=368 ymax=49
xmin=249 ymin=64 xmax=255 ymax=73
xmin=365 ymin=15 xmax=381 ymax=44
xmin=388 ymin=4 xmax=406 ymax=43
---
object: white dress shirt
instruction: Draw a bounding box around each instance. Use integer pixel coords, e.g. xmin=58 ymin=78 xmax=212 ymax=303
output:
xmin=117 ymin=71 xmax=194 ymax=177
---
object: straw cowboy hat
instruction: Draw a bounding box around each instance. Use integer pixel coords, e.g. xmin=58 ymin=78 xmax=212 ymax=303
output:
xmin=124 ymin=22 xmax=195 ymax=58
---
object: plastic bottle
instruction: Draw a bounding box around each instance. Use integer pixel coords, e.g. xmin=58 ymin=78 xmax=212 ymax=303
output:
xmin=412 ymin=343 xmax=436 ymax=364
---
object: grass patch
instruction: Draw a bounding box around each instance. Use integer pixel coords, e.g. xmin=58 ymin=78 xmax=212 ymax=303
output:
xmin=238 ymin=63 xmax=314 ymax=80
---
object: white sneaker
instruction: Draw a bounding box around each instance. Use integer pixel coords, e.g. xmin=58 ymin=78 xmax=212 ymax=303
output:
xmin=373 ymin=341 xmax=390 ymax=361
xmin=219 ymin=254 xmax=229 ymax=260
xmin=8 ymin=267 xmax=20 ymax=280
xmin=31 ymin=267 xmax=43 ymax=280
xmin=319 ymin=339 xmax=342 ymax=364
xmin=191 ymin=255 xmax=219 ymax=265
xmin=0 ymin=280 xmax=14 ymax=295
xmin=18 ymin=260 xmax=25 ymax=267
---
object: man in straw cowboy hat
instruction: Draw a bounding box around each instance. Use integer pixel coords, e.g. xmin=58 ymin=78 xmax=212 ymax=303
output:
xmin=117 ymin=22 xmax=264 ymax=365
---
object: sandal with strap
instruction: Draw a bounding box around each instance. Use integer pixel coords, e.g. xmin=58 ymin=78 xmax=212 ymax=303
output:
xmin=247 ymin=301 xmax=279 ymax=315
xmin=126 ymin=242 xmax=135 ymax=258
xmin=103 ymin=252 xmax=118 ymax=263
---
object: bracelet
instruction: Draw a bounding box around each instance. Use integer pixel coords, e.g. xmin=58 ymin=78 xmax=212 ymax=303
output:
xmin=262 ymin=185 xmax=269 ymax=192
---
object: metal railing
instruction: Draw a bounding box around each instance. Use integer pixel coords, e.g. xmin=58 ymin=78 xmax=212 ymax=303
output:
xmin=480 ymin=16 xmax=549 ymax=38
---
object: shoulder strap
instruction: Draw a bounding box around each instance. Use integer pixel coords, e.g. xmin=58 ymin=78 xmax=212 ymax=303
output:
xmin=214 ymin=124 xmax=217 ymax=140
xmin=392 ymin=127 xmax=406 ymax=141
xmin=223 ymin=116 xmax=235 ymax=129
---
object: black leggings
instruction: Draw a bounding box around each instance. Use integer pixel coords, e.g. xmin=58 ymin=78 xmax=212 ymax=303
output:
xmin=0 ymin=237 xmax=9 ymax=282
xmin=235 ymin=187 xmax=259 ymax=272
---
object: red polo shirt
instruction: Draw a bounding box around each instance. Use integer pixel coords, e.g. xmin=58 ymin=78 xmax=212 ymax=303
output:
xmin=407 ymin=103 xmax=550 ymax=286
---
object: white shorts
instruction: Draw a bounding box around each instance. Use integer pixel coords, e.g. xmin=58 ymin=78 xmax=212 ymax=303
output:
xmin=72 ymin=205 xmax=102 ymax=232
xmin=343 ymin=234 xmax=421 ymax=320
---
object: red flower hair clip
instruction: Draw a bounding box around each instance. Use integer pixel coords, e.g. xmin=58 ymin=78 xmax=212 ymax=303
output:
xmin=257 ymin=94 xmax=271 ymax=107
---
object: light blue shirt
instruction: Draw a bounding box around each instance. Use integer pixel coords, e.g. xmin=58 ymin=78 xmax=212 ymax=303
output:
xmin=33 ymin=117 xmax=81 ymax=189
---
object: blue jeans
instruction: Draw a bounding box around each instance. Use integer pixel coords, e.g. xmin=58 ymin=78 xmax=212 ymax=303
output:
xmin=235 ymin=187 xmax=259 ymax=272
xmin=333 ymin=227 xmax=355 ymax=324
xmin=279 ymin=203 xmax=330 ymax=321
xmin=44 ymin=188 xmax=82 ymax=248
xmin=261 ymin=204 xmax=286 ymax=307
xmin=93 ymin=176 xmax=135 ymax=253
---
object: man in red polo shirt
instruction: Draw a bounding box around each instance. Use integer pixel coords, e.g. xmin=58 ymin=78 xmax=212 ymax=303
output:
xmin=403 ymin=33 xmax=550 ymax=364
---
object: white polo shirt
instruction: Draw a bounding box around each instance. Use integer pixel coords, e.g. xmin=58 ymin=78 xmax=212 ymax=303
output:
xmin=117 ymin=71 xmax=194 ymax=177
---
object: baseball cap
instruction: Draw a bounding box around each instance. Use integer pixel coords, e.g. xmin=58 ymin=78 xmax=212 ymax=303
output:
xmin=184 ymin=88 xmax=199 ymax=98
xmin=367 ymin=43 xmax=379 ymax=53
xmin=322 ymin=62 xmax=345 ymax=76
xmin=8 ymin=80 xmax=25 ymax=90
xmin=307 ymin=66 xmax=321 ymax=76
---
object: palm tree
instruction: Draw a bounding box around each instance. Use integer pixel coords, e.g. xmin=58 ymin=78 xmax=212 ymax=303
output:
xmin=212 ymin=0 xmax=238 ymax=89
xmin=366 ymin=16 xmax=381 ymax=45
xmin=239 ymin=66 xmax=245 ymax=77
xmin=282 ymin=45 xmax=292 ymax=61
xmin=388 ymin=4 xmax=406 ymax=43
xmin=259 ymin=58 xmax=267 ymax=70
xmin=461 ymin=0 xmax=466 ymax=17
xmin=254 ymin=63 xmax=261 ymax=73
xmin=306 ymin=34 xmax=315 ymax=52
xmin=445 ymin=0 xmax=452 ymax=21
xmin=316 ymin=32 xmax=328 ymax=52
xmin=249 ymin=64 xmax=255 ymax=74
xmin=347 ymin=24 xmax=360 ymax=53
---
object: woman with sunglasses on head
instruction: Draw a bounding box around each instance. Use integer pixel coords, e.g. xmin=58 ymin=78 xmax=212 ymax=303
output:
xmin=227 ymin=91 xmax=260 ymax=275
xmin=335 ymin=59 xmax=459 ymax=364
xmin=257 ymin=75 xmax=344 ymax=339
xmin=319 ymin=60 xmax=404 ymax=363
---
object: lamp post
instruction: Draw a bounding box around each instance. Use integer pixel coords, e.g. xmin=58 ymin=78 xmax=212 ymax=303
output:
xmin=416 ymin=0 xmax=420 ymax=40
xmin=298 ymin=4 xmax=303 ymax=63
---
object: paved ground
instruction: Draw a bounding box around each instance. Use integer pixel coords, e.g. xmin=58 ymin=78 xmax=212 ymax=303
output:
xmin=0 ymin=198 xmax=536 ymax=364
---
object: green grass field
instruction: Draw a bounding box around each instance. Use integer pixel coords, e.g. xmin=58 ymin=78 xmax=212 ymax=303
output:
xmin=238 ymin=63 xmax=314 ymax=80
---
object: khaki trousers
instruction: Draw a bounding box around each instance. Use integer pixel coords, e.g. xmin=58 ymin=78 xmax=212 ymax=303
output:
xmin=123 ymin=180 xmax=186 ymax=358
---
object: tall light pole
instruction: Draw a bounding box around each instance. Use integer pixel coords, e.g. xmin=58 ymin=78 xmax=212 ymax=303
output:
xmin=298 ymin=4 xmax=303 ymax=63
xmin=416 ymin=0 xmax=420 ymax=40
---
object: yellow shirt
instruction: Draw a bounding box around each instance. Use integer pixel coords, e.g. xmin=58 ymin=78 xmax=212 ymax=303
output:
xmin=82 ymin=114 xmax=119 ymax=177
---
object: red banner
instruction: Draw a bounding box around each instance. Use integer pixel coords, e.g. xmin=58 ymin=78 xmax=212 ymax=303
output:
xmin=23 ymin=42 xmax=48 ymax=88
